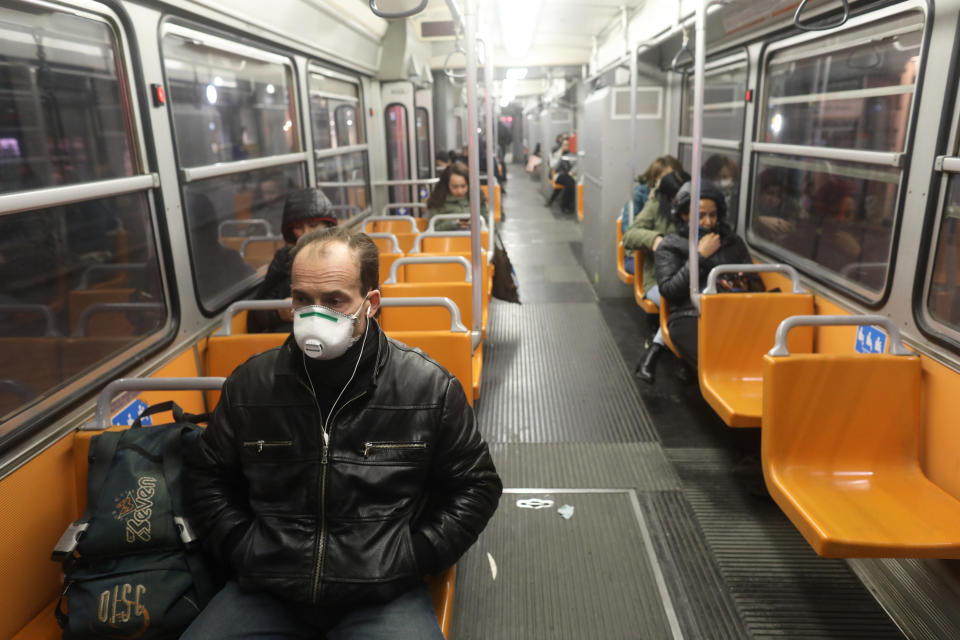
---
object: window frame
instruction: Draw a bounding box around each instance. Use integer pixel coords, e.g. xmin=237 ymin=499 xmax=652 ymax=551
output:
xmin=159 ymin=20 xmax=309 ymax=314
xmin=308 ymin=63 xmax=371 ymax=219
xmin=0 ymin=0 xmax=176 ymax=449
xmin=744 ymin=2 xmax=929 ymax=306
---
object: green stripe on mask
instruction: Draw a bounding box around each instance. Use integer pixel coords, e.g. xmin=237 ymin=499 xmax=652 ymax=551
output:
xmin=299 ymin=311 xmax=339 ymax=322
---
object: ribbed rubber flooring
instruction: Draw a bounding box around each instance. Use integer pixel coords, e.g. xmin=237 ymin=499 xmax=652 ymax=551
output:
xmin=477 ymin=302 xmax=657 ymax=443
xmin=451 ymin=491 xmax=677 ymax=640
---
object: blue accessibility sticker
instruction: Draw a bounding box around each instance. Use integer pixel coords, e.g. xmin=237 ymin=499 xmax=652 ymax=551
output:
xmin=855 ymin=325 xmax=887 ymax=354
xmin=112 ymin=398 xmax=152 ymax=426
xmin=419 ymin=186 xmax=429 ymax=200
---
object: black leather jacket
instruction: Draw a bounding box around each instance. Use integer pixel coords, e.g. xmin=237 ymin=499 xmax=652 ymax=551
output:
xmin=184 ymin=326 xmax=502 ymax=608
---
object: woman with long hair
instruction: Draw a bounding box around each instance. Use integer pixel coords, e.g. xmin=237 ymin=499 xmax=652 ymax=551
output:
xmin=426 ymin=162 xmax=485 ymax=231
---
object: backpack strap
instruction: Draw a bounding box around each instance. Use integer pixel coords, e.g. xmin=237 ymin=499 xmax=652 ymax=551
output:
xmin=133 ymin=400 xmax=185 ymax=428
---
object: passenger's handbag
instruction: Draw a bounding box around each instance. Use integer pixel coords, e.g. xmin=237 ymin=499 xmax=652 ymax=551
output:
xmin=491 ymin=231 xmax=520 ymax=304
xmin=52 ymin=401 xmax=219 ymax=639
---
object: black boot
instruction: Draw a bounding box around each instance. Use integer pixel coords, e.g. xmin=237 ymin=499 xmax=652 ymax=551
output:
xmin=634 ymin=343 xmax=665 ymax=383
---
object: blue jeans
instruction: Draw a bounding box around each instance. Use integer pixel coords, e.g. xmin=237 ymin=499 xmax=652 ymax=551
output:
xmin=181 ymin=581 xmax=444 ymax=640
xmin=645 ymin=285 xmax=665 ymax=347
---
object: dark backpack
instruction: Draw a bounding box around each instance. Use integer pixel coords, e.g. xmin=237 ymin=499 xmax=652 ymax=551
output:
xmin=52 ymin=401 xmax=219 ymax=639
xmin=491 ymin=231 xmax=520 ymax=304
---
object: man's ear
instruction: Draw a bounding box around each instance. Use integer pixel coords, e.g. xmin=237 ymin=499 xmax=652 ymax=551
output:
xmin=366 ymin=289 xmax=381 ymax=318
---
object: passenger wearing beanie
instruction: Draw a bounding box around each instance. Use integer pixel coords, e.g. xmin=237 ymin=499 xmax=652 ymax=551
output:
xmin=653 ymin=180 xmax=764 ymax=369
xmin=246 ymin=188 xmax=343 ymax=333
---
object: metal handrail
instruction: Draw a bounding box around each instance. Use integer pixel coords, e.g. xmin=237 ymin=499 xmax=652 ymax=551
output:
xmin=768 ymin=315 xmax=912 ymax=357
xmin=181 ymin=152 xmax=309 ymax=183
xmin=384 ymin=256 xmax=473 ymax=284
xmin=379 ymin=296 xmax=468 ymax=333
xmin=427 ymin=214 xmax=488 ymax=232
xmin=219 ymin=218 xmax=273 ymax=239
xmin=0 ymin=174 xmax=158 ymax=217
xmin=73 ymin=303 xmax=165 ymax=337
xmin=363 ymin=215 xmax=418 ymax=232
xmin=239 ymin=234 xmax=283 ymax=258
xmin=369 ymin=0 xmax=428 ymax=19
xmin=0 ymin=304 xmax=58 ymax=336
xmin=78 ymin=263 xmax=149 ymax=290
xmin=794 ymin=0 xmax=849 ymax=32
xmin=382 ymin=202 xmax=426 ymax=216
xmin=670 ymin=26 xmax=693 ymax=72
xmin=443 ymin=46 xmax=467 ymax=81
xmin=703 ymin=264 xmax=804 ymax=295
xmin=221 ymin=299 xmax=291 ymax=335
xmin=366 ymin=232 xmax=402 ymax=254
xmin=92 ymin=377 xmax=226 ymax=430
xmin=372 ymin=179 xmax=439 ymax=187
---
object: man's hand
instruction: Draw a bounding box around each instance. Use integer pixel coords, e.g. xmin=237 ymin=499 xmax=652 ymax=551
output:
xmin=698 ymin=233 xmax=722 ymax=258
xmin=652 ymin=235 xmax=663 ymax=252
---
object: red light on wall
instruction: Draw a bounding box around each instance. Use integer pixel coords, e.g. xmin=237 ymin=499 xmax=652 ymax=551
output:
xmin=745 ymin=89 xmax=753 ymax=102
xmin=151 ymin=84 xmax=165 ymax=107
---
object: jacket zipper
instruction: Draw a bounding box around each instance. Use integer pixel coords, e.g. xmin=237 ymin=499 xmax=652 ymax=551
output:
xmin=310 ymin=388 xmax=368 ymax=605
xmin=242 ymin=440 xmax=292 ymax=453
xmin=362 ymin=441 xmax=428 ymax=457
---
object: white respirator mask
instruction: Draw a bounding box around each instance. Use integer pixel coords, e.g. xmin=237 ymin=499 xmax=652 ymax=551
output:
xmin=293 ymin=295 xmax=370 ymax=360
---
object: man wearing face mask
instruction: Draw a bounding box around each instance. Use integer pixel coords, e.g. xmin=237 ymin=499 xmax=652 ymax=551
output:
xmin=654 ymin=180 xmax=764 ymax=369
xmin=183 ymin=225 xmax=502 ymax=638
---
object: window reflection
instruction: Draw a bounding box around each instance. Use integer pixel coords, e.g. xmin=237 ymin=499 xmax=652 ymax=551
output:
xmin=163 ymin=30 xmax=299 ymax=166
xmin=761 ymin=12 xmax=922 ymax=152
xmin=316 ymin=151 xmax=369 ymax=212
xmin=183 ymin=166 xmax=303 ymax=309
xmin=416 ymin=107 xmax=431 ymax=180
xmin=680 ymin=145 xmax=741 ymax=229
xmin=385 ymin=104 xmax=411 ymax=202
xmin=749 ymin=155 xmax=898 ymax=292
xmin=0 ymin=6 xmax=137 ymax=191
xmin=0 ymin=194 xmax=165 ymax=422
xmin=928 ymin=177 xmax=960 ymax=329
xmin=681 ymin=63 xmax=747 ymax=140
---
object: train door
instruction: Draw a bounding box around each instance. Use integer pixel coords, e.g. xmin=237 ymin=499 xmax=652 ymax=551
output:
xmin=415 ymin=88 xmax=435 ymax=201
xmin=381 ymin=81 xmax=417 ymax=203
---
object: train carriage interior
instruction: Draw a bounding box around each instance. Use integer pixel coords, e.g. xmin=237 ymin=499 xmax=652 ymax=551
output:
xmin=6 ymin=0 xmax=960 ymax=637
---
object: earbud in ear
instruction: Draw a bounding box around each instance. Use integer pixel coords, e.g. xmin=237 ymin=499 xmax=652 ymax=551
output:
xmin=367 ymin=306 xmax=373 ymax=318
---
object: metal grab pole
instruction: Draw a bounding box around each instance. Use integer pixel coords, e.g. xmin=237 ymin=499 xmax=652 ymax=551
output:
xmin=629 ymin=32 xmax=638 ymax=224
xmin=688 ymin=1 xmax=706 ymax=312
xmin=484 ymin=28 xmax=496 ymax=260
xmin=465 ymin=0 xmax=482 ymax=344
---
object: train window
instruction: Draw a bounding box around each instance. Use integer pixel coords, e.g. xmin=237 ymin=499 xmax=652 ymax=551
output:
xmin=749 ymin=9 xmax=925 ymax=299
xmin=926 ymin=176 xmax=960 ymax=333
xmin=0 ymin=5 xmax=169 ymax=439
xmin=309 ymin=66 xmax=370 ymax=217
xmin=0 ymin=4 xmax=138 ymax=191
xmin=415 ymin=107 xmax=431 ymax=180
xmin=385 ymin=103 xmax=411 ymax=203
xmin=182 ymin=165 xmax=304 ymax=309
xmin=678 ymin=59 xmax=747 ymax=228
xmin=162 ymin=26 xmax=300 ymax=167
xmin=162 ymin=25 xmax=308 ymax=312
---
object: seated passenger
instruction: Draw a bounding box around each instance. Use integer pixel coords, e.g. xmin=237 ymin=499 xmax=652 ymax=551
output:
xmin=426 ymin=162 xmax=485 ymax=231
xmin=703 ymin=154 xmax=739 ymax=220
xmin=547 ymin=136 xmax=576 ymax=214
xmin=183 ymin=225 xmax=501 ymax=638
xmin=654 ymin=180 xmax=764 ymax=369
xmin=621 ymin=156 xmax=684 ymax=274
xmin=246 ymin=188 xmax=342 ymax=333
xmin=188 ymin=193 xmax=255 ymax=305
xmin=624 ymin=168 xmax=689 ymax=383
xmin=525 ymin=143 xmax=542 ymax=174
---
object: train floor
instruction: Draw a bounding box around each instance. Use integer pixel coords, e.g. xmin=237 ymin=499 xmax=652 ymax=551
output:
xmin=448 ymin=171 xmax=906 ymax=639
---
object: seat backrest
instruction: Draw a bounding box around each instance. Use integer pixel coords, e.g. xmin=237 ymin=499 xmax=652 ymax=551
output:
xmin=242 ymin=238 xmax=284 ymax=269
xmin=763 ymin=353 xmax=922 ymax=469
xmin=699 ymin=293 xmax=814 ymax=378
xmin=380 ymin=283 xmax=474 ymax=331
xmin=379 ymin=253 xmax=402 ymax=287
xmin=68 ymin=288 xmax=137 ymax=337
xmin=393 ymin=232 xmax=418 ymax=253
xmin=205 ymin=334 xmax=288 ymax=405
xmin=385 ymin=331 xmax=473 ymax=404
xmin=365 ymin=219 xmax=417 ymax=235
xmin=418 ymin=233 xmax=490 ymax=254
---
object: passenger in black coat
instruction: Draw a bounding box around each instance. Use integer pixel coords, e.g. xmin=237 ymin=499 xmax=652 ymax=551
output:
xmin=654 ymin=180 xmax=763 ymax=368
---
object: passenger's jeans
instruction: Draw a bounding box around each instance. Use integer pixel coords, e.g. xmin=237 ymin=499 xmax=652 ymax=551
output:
xmin=181 ymin=581 xmax=444 ymax=639
xmin=645 ymin=285 xmax=665 ymax=347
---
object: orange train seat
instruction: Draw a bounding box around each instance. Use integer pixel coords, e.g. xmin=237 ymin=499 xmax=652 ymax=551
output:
xmin=412 ymin=230 xmax=491 ymax=255
xmin=698 ymin=264 xmax=814 ymax=428
xmin=577 ymin=183 xmax=584 ymax=222
xmin=427 ymin=214 xmax=489 ymax=233
xmin=379 ymin=297 xmax=475 ymax=405
xmin=632 ymin=249 xmax=658 ymax=315
xmin=479 ymin=183 xmax=502 ymax=223
xmin=240 ymin=235 xmax=285 ymax=269
xmin=762 ymin=315 xmax=960 ymax=558
xmin=615 ymin=217 xmax=634 ymax=285
xmin=367 ymin=232 xmax=404 ymax=285
xmin=659 ymin=298 xmax=681 ymax=359
xmin=365 ymin=216 xmax=419 ymax=253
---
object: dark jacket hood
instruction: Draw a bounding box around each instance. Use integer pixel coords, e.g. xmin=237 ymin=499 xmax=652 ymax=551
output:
xmin=281 ymin=188 xmax=340 ymax=243
xmin=671 ymin=179 xmax=729 ymax=236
